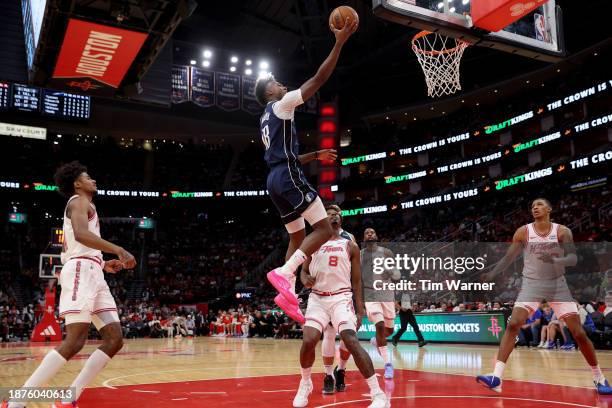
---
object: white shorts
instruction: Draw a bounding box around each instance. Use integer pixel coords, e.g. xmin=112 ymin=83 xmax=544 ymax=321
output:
xmin=366 ymin=301 xmax=395 ymax=328
xmin=58 ymin=258 xmax=119 ymax=329
xmin=515 ymin=302 xmax=578 ymax=320
xmin=285 ymin=197 xmax=328 ymax=234
xmin=304 ymin=291 xmax=357 ymax=333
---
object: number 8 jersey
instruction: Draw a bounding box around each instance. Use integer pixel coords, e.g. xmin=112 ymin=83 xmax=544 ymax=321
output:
xmin=309 ymin=238 xmax=352 ymax=293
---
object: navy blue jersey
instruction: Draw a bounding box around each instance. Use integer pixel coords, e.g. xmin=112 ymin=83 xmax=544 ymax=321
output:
xmin=260 ymin=89 xmax=303 ymax=168
xmin=260 ymin=90 xmax=318 ymax=223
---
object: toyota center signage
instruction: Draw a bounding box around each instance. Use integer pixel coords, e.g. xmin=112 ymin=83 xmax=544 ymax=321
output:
xmin=51 ymin=19 xmax=147 ymax=95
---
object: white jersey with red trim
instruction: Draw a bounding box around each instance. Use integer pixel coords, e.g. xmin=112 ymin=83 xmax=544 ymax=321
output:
xmin=522 ymin=222 xmax=564 ymax=279
xmin=61 ymin=195 xmax=102 ymax=264
xmin=310 ymin=237 xmax=352 ymax=293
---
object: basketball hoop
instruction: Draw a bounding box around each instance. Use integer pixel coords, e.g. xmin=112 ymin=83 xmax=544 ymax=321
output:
xmin=412 ymin=31 xmax=469 ymax=98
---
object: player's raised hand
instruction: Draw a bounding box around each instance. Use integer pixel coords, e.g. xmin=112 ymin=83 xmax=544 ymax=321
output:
xmin=116 ymin=247 xmax=137 ymax=269
xmin=331 ymin=17 xmax=358 ymax=44
xmin=317 ymin=149 xmax=337 ymax=162
xmin=104 ymin=259 xmax=124 ymax=274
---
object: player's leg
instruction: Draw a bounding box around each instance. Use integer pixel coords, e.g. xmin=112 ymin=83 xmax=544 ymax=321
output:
xmin=63 ymin=319 xmax=122 ymax=404
xmin=339 ymin=330 xmax=389 ymax=408
xmin=367 ymin=303 xmax=394 ymax=378
xmin=556 ymin=304 xmax=612 ymax=394
xmin=334 ymin=340 xmax=351 ymax=391
xmin=477 ymin=305 xmax=530 ymax=392
xmin=61 ymin=281 xmax=123 ymax=405
xmin=406 ymin=309 xmax=426 ymax=346
xmin=294 ymin=326 xmax=322 ymax=407
xmin=321 ymin=324 xmax=337 ymax=394
xmin=7 ymin=321 xmax=89 ymax=408
xmin=391 ymin=309 xmax=409 ymax=347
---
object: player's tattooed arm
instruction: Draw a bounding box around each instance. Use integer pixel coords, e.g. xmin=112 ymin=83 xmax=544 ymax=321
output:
xmin=349 ymin=241 xmax=365 ymax=317
xmin=483 ymin=226 xmax=526 ymax=281
xmin=300 ymin=257 xmax=315 ymax=288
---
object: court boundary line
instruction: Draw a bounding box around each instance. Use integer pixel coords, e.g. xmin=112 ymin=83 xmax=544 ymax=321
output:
xmin=313 ymin=395 xmax=599 ymax=408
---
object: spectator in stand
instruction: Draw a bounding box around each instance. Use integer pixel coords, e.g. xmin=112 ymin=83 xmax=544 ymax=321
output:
xmin=185 ymin=314 xmax=196 ymax=337
xmin=519 ymin=302 xmax=544 ymax=347
xmin=536 ymin=304 xmax=555 ymax=348
xmin=249 ymin=311 xmax=265 ymax=338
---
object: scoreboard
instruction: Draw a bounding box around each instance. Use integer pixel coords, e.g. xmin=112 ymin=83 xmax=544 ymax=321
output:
xmin=0 ymin=81 xmax=90 ymax=120
xmin=12 ymin=83 xmax=40 ymax=112
xmin=42 ymin=90 xmax=90 ymax=119
xmin=0 ymin=82 xmax=9 ymax=110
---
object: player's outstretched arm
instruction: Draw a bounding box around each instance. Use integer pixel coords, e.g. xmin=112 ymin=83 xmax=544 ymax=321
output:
xmin=484 ymin=226 xmax=526 ymax=281
xmin=299 ymin=17 xmax=357 ymax=102
xmin=298 ymin=148 xmax=337 ymax=165
xmin=349 ymin=241 xmax=365 ymax=317
xmin=69 ymin=197 xmax=136 ymax=269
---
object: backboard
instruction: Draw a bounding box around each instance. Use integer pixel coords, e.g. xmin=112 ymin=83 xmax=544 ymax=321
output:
xmin=39 ymin=254 xmax=62 ymax=279
xmin=373 ymin=0 xmax=565 ymax=62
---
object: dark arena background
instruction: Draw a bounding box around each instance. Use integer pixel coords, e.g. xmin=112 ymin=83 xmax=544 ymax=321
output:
xmin=0 ymin=0 xmax=611 ymax=407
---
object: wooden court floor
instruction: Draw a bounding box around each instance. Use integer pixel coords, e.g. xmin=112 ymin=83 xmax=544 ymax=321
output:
xmin=2 ymin=337 xmax=612 ymax=407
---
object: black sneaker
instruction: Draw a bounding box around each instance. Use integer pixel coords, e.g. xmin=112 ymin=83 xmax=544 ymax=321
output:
xmin=418 ymin=340 xmax=427 ymax=347
xmin=334 ymin=366 xmax=346 ymax=392
xmin=323 ymin=374 xmax=335 ymax=394
xmin=392 ymin=337 xmax=398 ymax=347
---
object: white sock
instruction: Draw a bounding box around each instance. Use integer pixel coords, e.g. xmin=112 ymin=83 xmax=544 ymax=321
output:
xmin=324 ymin=365 xmax=333 ymax=375
xmin=280 ymin=250 xmax=307 ymax=279
xmin=301 ymin=367 xmax=312 ymax=381
xmin=8 ymin=350 xmax=67 ymax=408
xmin=69 ymin=349 xmax=111 ymax=401
xmin=378 ymin=346 xmax=390 ymax=364
xmin=592 ymin=365 xmax=604 ymax=382
xmin=371 ymin=337 xmax=378 ymax=347
xmin=493 ymin=361 xmax=506 ymax=378
xmin=365 ymin=374 xmax=382 ymax=395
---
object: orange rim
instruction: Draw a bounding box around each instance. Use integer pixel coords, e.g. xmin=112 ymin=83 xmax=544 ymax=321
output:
xmin=412 ymin=30 xmax=469 ymax=56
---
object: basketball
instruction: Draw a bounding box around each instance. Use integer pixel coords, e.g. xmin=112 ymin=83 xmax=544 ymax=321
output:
xmin=329 ymin=6 xmax=359 ymax=30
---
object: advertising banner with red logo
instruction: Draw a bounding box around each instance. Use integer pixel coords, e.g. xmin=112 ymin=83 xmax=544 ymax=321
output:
xmin=52 ymin=19 xmax=147 ymax=95
xmin=31 ymin=286 xmax=62 ymax=342
xmin=471 ymin=0 xmax=547 ymax=32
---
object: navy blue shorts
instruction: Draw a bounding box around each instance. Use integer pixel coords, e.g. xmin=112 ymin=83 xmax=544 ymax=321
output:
xmin=267 ymin=165 xmax=318 ymax=223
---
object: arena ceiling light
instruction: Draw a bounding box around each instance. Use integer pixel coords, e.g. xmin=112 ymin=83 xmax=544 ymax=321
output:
xmin=230 ymin=66 xmax=236 ymax=72
xmin=258 ymin=70 xmax=269 ymax=78
xmin=245 ymin=59 xmax=252 ymax=66
xmin=202 ymin=60 xmax=210 ymax=67
xmin=245 ymin=68 xmax=252 ymax=75
xmin=230 ymin=56 xmax=239 ymax=63
xmin=259 ymin=61 xmax=269 ymax=70
xmin=203 ymin=49 xmax=212 ymax=58
xmin=190 ymin=60 xmax=196 ymax=65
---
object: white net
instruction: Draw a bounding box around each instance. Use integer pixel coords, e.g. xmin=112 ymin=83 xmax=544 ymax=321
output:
xmin=412 ymin=31 xmax=469 ymax=98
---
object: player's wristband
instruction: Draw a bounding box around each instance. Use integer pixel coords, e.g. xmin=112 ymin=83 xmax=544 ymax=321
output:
xmin=315 ymin=151 xmax=319 ymax=160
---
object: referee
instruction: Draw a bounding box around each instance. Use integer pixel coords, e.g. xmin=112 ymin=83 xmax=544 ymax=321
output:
xmin=391 ymin=292 xmax=427 ymax=347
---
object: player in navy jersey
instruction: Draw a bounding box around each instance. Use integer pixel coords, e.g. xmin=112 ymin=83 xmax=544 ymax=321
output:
xmin=254 ymin=17 xmax=357 ymax=323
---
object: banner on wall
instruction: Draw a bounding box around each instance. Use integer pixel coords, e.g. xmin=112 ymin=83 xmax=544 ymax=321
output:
xmin=191 ymin=68 xmax=215 ymax=107
xmin=215 ymin=72 xmax=240 ymax=111
xmin=357 ymin=312 xmax=507 ymax=344
xmin=241 ymin=76 xmax=262 ymax=115
xmin=52 ymin=19 xmax=147 ymax=95
xmin=171 ymin=65 xmax=190 ymax=104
